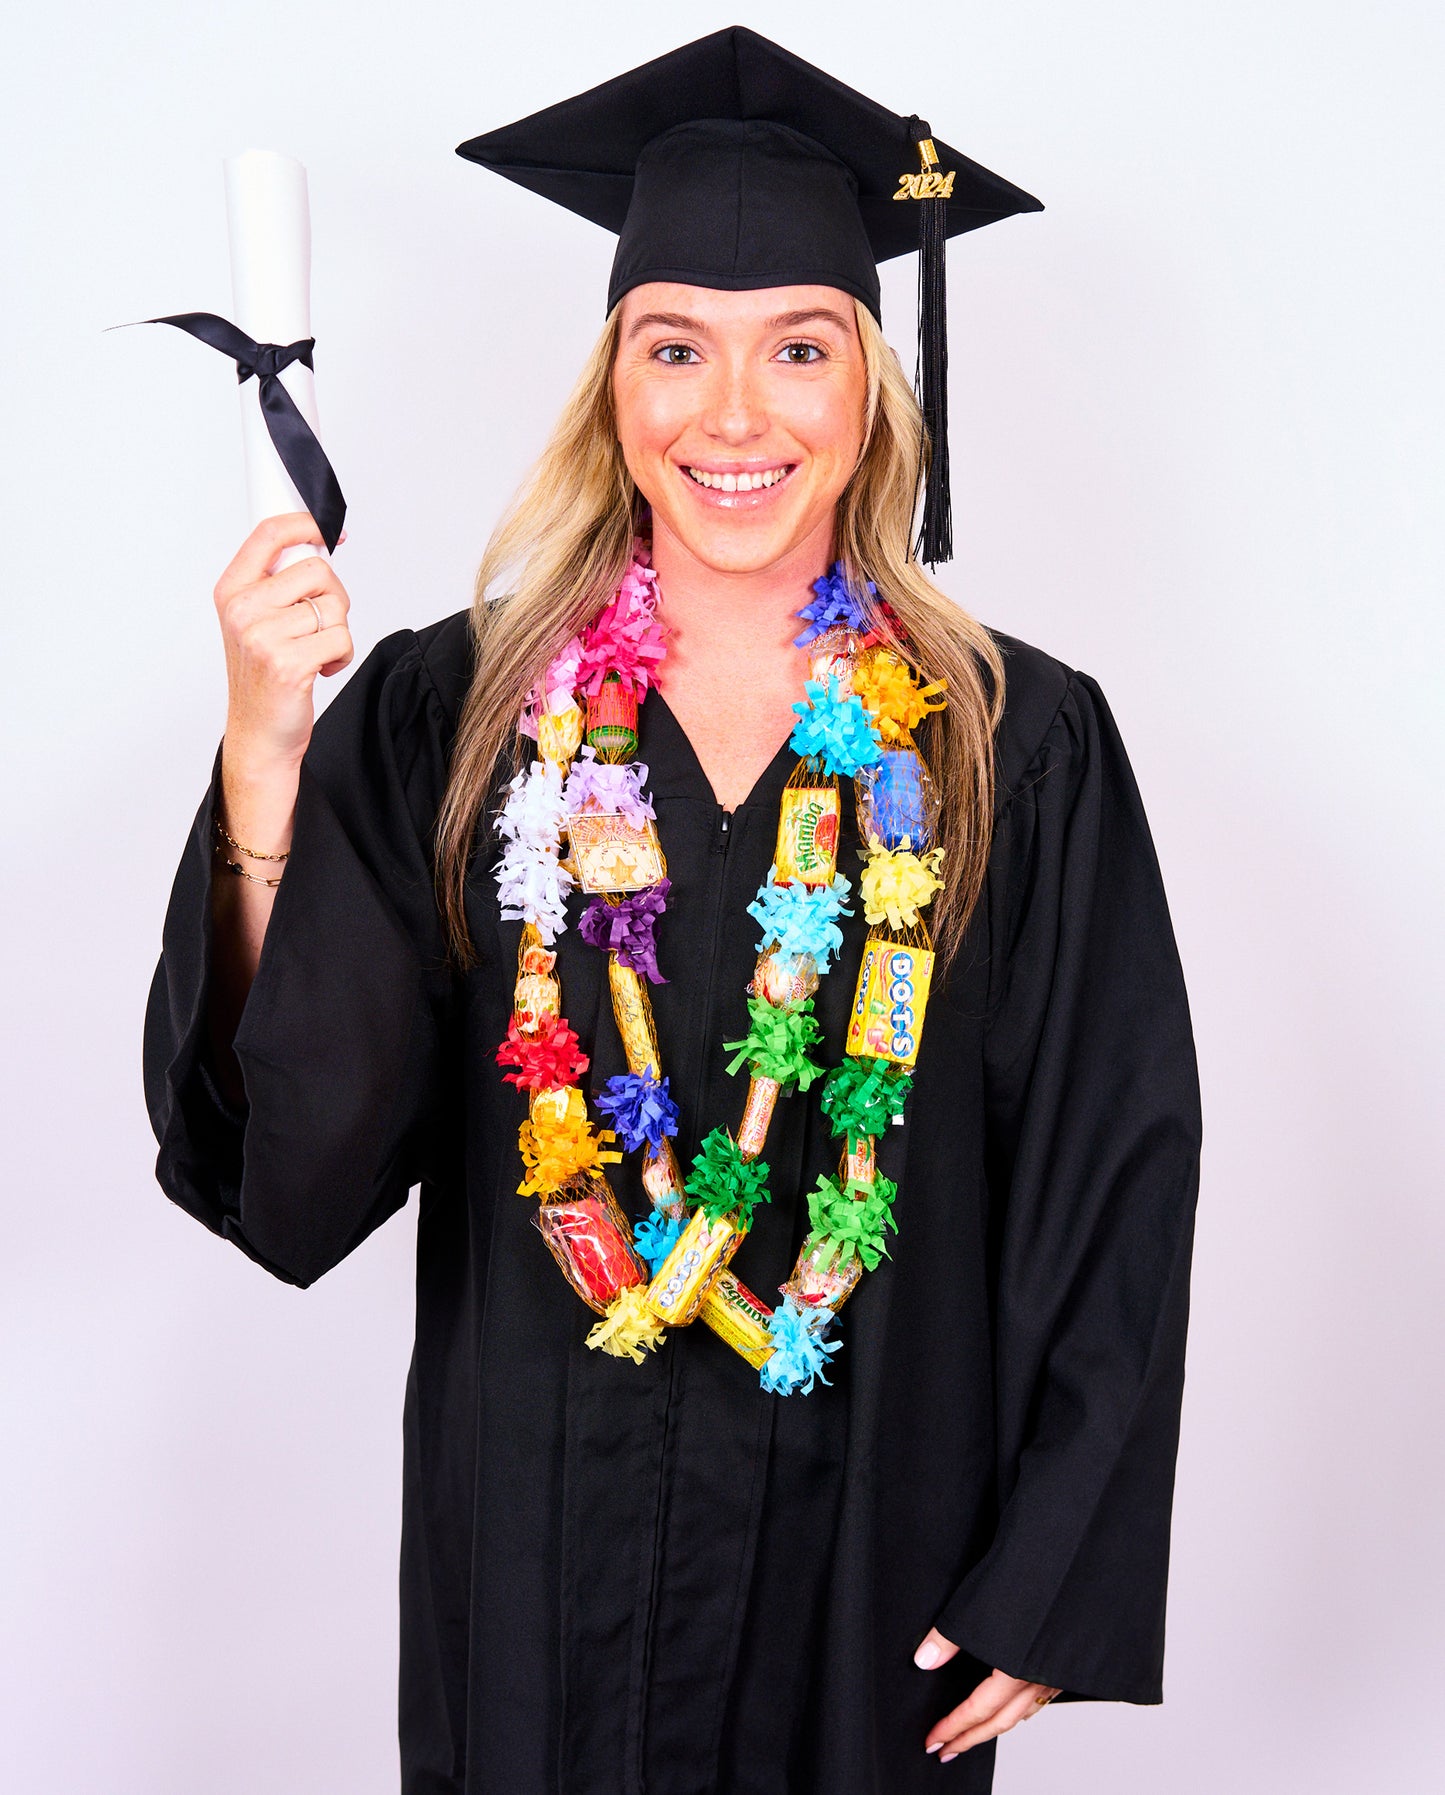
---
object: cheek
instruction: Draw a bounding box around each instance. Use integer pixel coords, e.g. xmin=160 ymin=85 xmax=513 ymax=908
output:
xmin=615 ymin=374 xmax=691 ymax=466
xmin=780 ymin=380 xmax=865 ymax=474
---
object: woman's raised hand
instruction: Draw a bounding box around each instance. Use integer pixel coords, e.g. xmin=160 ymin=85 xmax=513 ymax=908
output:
xmin=213 ymin=510 xmax=354 ymax=775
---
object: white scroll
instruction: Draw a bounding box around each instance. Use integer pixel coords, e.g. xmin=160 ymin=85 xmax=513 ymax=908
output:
xmin=223 ymin=150 xmax=329 ymax=573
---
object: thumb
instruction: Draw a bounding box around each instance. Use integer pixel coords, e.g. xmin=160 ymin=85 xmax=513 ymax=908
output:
xmin=913 ymin=1628 xmax=960 ymax=1670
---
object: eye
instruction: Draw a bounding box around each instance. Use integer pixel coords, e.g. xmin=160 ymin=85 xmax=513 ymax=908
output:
xmin=653 ymin=343 xmax=701 ymax=365
xmin=777 ymin=340 xmax=827 ymax=365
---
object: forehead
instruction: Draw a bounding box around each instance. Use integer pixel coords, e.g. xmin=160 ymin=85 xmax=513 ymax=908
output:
xmin=618 ymin=282 xmax=859 ymax=336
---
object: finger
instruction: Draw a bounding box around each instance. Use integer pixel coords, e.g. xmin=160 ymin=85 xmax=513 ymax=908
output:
xmin=913 ymin=1628 xmax=960 ymax=1670
xmin=252 ymin=552 xmax=349 ymax=611
xmin=275 ymin=593 xmax=344 ymax=640
xmin=937 ymin=1685 xmax=1054 ymax=1760
xmin=215 ymin=512 xmax=327 ymax=601
xmin=924 ymin=1671 xmax=1013 ymax=1751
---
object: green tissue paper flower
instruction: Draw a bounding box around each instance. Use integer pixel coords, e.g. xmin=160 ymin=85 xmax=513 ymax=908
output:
xmin=684 ymin=1127 xmax=773 ymax=1227
xmin=819 ymin=1057 xmax=913 ymax=1150
xmin=805 ymin=1171 xmax=900 ymax=1273
xmin=723 ymin=995 xmax=826 ymax=1090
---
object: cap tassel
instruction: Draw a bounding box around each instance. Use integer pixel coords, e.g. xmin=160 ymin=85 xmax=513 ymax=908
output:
xmin=908 ymin=119 xmax=952 ymax=567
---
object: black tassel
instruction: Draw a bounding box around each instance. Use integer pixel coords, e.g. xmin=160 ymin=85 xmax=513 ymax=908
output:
xmin=908 ymin=117 xmax=952 ymax=567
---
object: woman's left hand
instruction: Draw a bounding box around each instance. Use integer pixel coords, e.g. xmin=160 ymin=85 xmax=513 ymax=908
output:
xmin=914 ymin=1628 xmax=1063 ymax=1761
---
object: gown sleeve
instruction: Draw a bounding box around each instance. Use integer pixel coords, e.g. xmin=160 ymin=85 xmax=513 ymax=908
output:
xmin=930 ymin=668 xmax=1202 ymax=1705
xmin=142 ymin=627 xmax=461 ymax=1290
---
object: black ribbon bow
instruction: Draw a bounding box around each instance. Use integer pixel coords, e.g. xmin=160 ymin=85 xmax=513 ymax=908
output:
xmin=139 ymin=312 xmax=347 ymax=552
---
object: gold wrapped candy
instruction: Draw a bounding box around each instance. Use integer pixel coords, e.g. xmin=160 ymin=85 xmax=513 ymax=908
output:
xmin=645 ymin=1207 xmax=746 ymax=1327
xmin=609 ymin=958 xmax=661 ymax=1075
xmin=642 ymin=1139 xmax=688 ymax=1218
xmin=699 ymin=1270 xmax=775 ymax=1369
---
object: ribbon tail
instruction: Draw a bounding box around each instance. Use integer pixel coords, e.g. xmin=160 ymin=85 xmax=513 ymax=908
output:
xmin=257 ymin=373 xmax=347 ymax=552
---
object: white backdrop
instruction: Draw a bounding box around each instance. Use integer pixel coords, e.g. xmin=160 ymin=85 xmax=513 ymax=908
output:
xmin=3 ymin=2 xmax=1442 ymax=1790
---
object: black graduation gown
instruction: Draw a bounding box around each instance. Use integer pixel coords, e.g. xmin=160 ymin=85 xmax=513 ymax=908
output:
xmin=144 ymin=609 xmax=1202 ymax=1795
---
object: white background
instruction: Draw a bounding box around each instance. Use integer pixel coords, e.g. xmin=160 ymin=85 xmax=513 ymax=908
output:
xmin=2 ymin=2 xmax=1442 ymax=1790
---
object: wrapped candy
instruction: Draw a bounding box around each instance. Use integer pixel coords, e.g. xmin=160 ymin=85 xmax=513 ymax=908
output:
xmin=584 ymin=671 xmax=639 ymax=760
xmin=779 ymin=1232 xmax=864 ymax=1313
xmin=533 ymin=1177 xmax=647 ymax=1313
xmin=609 ymin=958 xmax=662 ymax=1074
xmin=698 ymin=1270 xmax=775 ymax=1369
xmin=568 ymin=812 xmax=665 ymax=893
xmin=844 ymin=937 xmax=935 ymax=1069
xmin=642 ymin=1138 xmax=688 ymax=1213
xmin=855 ymin=748 xmax=941 ymax=852
xmin=735 ymin=1075 xmax=780 ymax=1158
xmin=805 ymin=624 xmax=860 ymax=692
xmin=775 ymin=784 xmax=841 ymax=887
xmin=751 ymin=946 xmax=819 ymax=1008
xmin=538 ymin=702 xmax=584 ymax=767
xmin=513 ymin=926 xmax=561 ymax=1035
xmin=645 ymin=1205 xmax=747 ymax=1326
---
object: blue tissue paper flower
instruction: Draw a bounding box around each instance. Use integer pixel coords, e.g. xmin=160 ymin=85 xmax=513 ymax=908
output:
xmin=633 ymin=1209 xmax=683 ymax=1274
xmin=747 ymin=871 xmax=853 ymax=972
xmin=759 ymin=1296 xmax=844 ymax=1395
xmin=793 ymin=562 xmax=877 ymax=646
xmin=596 ymin=1069 xmax=680 ymax=1155
xmin=788 ymin=676 xmax=883 ymax=777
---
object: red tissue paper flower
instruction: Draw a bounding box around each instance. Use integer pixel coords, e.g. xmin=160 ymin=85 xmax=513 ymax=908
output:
xmin=495 ymin=1014 xmax=590 ymax=1091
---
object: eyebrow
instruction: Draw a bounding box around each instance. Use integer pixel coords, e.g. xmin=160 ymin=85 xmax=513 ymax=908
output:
xmin=625 ymin=306 xmax=854 ymax=340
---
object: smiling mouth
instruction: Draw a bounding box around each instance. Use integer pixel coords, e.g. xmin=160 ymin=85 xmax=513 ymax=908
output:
xmin=681 ymin=463 xmax=797 ymax=493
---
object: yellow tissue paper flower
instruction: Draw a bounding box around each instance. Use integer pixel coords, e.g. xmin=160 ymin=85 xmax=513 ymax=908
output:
xmin=517 ymin=1103 xmax=621 ymax=1196
xmin=858 ymin=836 xmax=946 ymax=930
xmin=852 ymin=650 xmax=947 ymax=744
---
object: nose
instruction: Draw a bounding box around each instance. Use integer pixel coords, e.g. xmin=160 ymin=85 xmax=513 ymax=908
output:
xmin=701 ymin=356 xmax=767 ymax=445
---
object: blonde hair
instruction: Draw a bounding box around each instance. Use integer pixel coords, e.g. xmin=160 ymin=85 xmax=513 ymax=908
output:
xmin=435 ymin=298 xmax=1005 ymax=973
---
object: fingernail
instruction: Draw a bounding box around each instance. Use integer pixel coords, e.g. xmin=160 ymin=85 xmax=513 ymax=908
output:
xmin=925 ymin=1742 xmax=942 ymax=1754
xmin=915 ymin=1642 xmax=942 ymax=1668
xmin=940 ymin=1752 xmax=958 ymax=1763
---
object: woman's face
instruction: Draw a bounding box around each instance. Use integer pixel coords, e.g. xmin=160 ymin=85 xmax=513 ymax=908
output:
xmin=612 ymin=282 xmax=868 ymax=576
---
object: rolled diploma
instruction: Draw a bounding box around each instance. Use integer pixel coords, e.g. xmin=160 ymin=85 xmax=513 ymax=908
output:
xmin=224 ymin=150 xmax=329 ymax=574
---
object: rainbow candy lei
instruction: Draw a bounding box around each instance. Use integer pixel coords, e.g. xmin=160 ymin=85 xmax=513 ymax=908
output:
xmin=494 ymin=545 xmax=947 ymax=1395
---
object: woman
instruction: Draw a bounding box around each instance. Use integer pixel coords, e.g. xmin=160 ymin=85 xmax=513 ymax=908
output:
xmin=145 ymin=28 xmax=1201 ymax=1795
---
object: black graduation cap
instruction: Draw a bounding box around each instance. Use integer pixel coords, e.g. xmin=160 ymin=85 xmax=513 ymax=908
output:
xmin=457 ymin=25 xmax=1042 ymax=566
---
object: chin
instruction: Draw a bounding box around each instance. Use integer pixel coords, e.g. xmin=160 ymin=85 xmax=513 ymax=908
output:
xmin=650 ymin=503 xmax=826 ymax=577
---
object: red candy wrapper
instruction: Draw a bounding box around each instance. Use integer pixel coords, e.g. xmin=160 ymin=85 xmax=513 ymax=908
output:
xmin=533 ymin=1179 xmax=647 ymax=1313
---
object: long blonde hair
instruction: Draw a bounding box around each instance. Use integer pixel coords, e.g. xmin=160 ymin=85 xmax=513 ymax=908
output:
xmin=435 ymin=299 xmax=1005 ymax=973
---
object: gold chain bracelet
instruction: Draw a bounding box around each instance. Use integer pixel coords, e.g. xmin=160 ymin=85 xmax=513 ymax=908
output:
xmin=214 ymin=815 xmax=290 ymax=862
xmin=215 ymin=844 xmax=286 ymax=888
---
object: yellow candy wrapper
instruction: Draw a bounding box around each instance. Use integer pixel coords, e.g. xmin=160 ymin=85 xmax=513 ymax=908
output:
xmin=775 ymin=786 xmax=841 ymax=888
xmin=645 ymin=1206 xmax=746 ymax=1327
xmin=844 ymin=936 xmax=934 ymax=1069
xmin=537 ymin=703 xmax=584 ymax=766
xmin=699 ymin=1270 xmax=775 ymax=1369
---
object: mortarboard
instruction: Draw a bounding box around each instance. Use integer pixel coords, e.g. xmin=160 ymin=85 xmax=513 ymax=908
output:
xmin=456 ymin=25 xmax=1042 ymax=566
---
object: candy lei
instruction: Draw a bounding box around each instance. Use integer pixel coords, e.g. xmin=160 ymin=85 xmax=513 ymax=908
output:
xmin=494 ymin=546 xmax=948 ymax=1396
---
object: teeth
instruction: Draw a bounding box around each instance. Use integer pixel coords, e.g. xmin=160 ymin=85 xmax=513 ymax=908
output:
xmin=686 ymin=466 xmax=790 ymax=490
